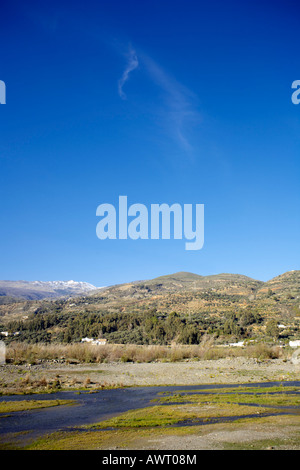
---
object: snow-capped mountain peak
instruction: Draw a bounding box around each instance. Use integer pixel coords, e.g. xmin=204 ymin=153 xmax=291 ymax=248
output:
xmin=0 ymin=279 xmax=100 ymax=300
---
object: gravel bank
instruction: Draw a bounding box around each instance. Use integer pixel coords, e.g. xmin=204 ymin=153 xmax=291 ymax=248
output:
xmin=1 ymin=357 xmax=299 ymax=393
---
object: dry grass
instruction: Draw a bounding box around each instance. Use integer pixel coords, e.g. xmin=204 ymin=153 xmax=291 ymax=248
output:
xmin=4 ymin=337 xmax=286 ymax=365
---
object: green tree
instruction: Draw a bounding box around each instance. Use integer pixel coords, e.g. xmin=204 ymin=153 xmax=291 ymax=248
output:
xmin=266 ymin=320 xmax=280 ymax=340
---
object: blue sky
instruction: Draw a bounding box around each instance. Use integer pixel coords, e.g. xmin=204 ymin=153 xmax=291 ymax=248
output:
xmin=0 ymin=0 xmax=299 ymax=287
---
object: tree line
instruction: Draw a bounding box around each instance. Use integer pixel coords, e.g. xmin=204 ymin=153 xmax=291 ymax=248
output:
xmin=1 ymin=305 xmax=266 ymax=345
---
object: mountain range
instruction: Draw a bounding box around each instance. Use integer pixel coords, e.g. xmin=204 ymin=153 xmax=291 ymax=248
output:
xmin=0 ymin=280 xmax=99 ymax=300
xmin=0 ymin=270 xmax=299 ymax=304
xmin=0 ymin=270 xmax=299 ymax=345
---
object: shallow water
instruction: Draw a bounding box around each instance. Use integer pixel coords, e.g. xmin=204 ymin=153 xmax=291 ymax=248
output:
xmin=0 ymin=381 xmax=299 ymax=443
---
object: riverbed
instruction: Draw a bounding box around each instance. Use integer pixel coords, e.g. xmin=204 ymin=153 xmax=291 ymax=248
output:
xmin=1 ymin=380 xmax=300 ymax=448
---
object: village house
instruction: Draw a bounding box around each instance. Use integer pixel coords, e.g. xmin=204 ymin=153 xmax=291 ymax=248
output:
xmin=81 ymin=337 xmax=107 ymax=346
xmin=289 ymin=340 xmax=300 ymax=349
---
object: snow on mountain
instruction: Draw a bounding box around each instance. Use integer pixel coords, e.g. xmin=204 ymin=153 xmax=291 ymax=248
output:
xmin=0 ymin=280 xmax=100 ymax=300
xmin=31 ymin=280 xmax=98 ymax=291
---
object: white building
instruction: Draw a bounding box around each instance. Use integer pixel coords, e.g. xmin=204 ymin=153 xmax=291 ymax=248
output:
xmin=81 ymin=338 xmax=107 ymax=345
xmin=81 ymin=337 xmax=94 ymax=343
xmin=289 ymin=340 xmax=300 ymax=349
xmin=94 ymin=339 xmax=107 ymax=345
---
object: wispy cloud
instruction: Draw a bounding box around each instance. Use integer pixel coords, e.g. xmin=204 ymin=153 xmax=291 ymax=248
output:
xmin=117 ymin=44 xmax=201 ymax=155
xmin=141 ymin=53 xmax=199 ymax=153
xmin=118 ymin=48 xmax=139 ymax=100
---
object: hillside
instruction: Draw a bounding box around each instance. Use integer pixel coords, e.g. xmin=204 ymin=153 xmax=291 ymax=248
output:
xmin=258 ymin=270 xmax=300 ymax=298
xmin=133 ymin=271 xmax=263 ymax=294
xmin=0 ymin=271 xmax=299 ymax=346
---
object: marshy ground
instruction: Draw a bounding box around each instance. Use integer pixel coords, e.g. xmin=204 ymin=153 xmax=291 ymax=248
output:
xmin=0 ymin=357 xmax=300 ymax=450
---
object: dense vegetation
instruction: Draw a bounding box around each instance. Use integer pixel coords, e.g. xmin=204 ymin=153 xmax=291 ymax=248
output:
xmin=0 ymin=305 xmax=277 ymax=346
xmin=0 ymin=270 xmax=299 ymax=346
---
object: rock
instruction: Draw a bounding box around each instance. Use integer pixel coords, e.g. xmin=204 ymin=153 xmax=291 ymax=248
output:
xmin=66 ymin=358 xmax=80 ymax=365
xmin=291 ymin=348 xmax=300 ymax=365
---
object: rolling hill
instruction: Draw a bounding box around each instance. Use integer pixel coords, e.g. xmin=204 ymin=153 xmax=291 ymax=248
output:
xmin=0 ymin=271 xmax=299 ymax=345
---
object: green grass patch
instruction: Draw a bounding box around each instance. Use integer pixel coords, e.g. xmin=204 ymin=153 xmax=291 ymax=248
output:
xmin=0 ymin=399 xmax=75 ymax=413
xmin=91 ymin=405 xmax=191 ymax=428
xmin=15 ymin=400 xmax=297 ymax=450
xmin=25 ymin=428 xmax=160 ymax=450
xmin=162 ymin=385 xmax=299 ymax=395
xmin=157 ymin=385 xmax=300 ymax=407
xmin=88 ymin=402 xmax=280 ymax=430
xmin=24 ymin=406 xmax=292 ymax=450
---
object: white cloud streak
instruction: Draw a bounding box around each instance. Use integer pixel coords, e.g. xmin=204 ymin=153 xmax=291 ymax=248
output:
xmin=140 ymin=52 xmax=200 ymax=153
xmin=118 ymin=48 xmax=139 ymax=100
xmin=117 ymin=45 xmax=200 ymax=155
